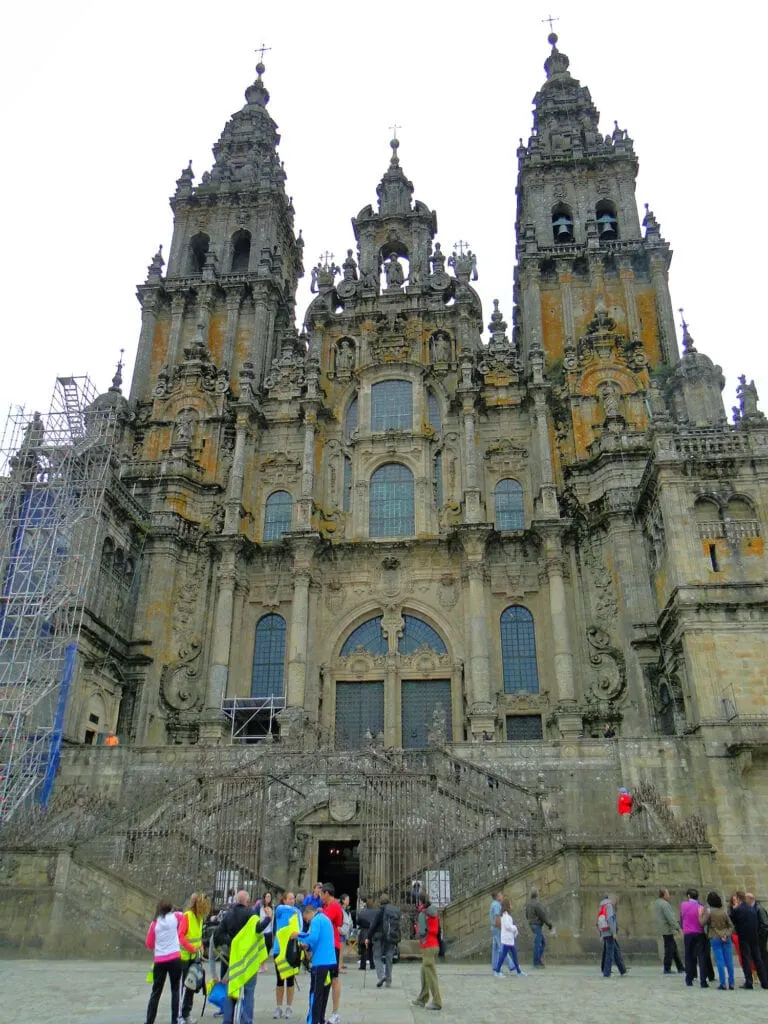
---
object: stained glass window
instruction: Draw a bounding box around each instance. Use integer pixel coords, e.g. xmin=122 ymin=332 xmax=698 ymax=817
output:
xmin=427 ymin=391 xmax=441 ymax=434
xmin=495 ymin=478 xmax=524 ymax=531
xmin=371 ymin=380 xmax=413 ymax=431
xmin=401 ymin=680 xmax=452 ymax=749
xmin=398 ymin=615 xmax=447 ymax=655
xmin=335 ymin=682 xmax=384 ymax=750
xmin=343 ymin=456 xmax=353 ymax=512
xmin=340 ymin=616 xmax=387 ymax=656
xmin=505 ymin=715 xmax=543 ymax=740
xmin=369 ymin=463 xmax=414 ymax=538
xmin=263 ymin=490 xmax=292 ymax=541
xmin=345 ymin=395 xmax=358 ymax=441
xmin=500 ymin=606 xmax=539 ymax=693
xmin=251 ymin=614 xmax=286 ymax=696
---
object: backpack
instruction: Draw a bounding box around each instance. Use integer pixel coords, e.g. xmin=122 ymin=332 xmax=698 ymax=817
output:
xmin=596 ymin=904 xmax=612 ymax=936
xmin=184 ymin=959 xmax=205 ymax=992
xmin=437 ymin=918 xmax=446 ymax=959
xmin=340 ymin=909 xmax=352 ymax=939
xmin=382 ymin=904 xmax=401 ymax=944
xmin=285 ymin=935 xmax=302 ymax=969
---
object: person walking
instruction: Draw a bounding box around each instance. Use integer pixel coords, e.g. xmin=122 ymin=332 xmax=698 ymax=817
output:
xmin=179 ymin=892 xmax=211 ymax=1023
xmin=259 ymin=892 xmax=274 ymax=973
xmin=320 ymin=882 xmax=344 ymax=1024
xmin=299 ymin=903 xmax=337 ymax=1024
xmin=730 ymin=890 xmax=768 ymax=989
xmin=680 ymin=888 xmax=709 ymax=988
xmin=652 ymin=888 xmax=683 ymax=975
xmin=524 ymin=888 xmax=553 ymax=968
xmin=492 ymin=898 xmax=526 ymax=977
xmin=411 ymin=895 xmax=442 ymax=1011
xmin=369 ymin=892 xmax=400 ymax=989
xmin=144 ymin=899 xmax=183 ymax=1024
xmin=597 ymin=896 xmax=627 ymax=978
xmin=356 ymin=896 xmax=376 ymax=972
xmin=490 ymin=891 xmax=503 ymax=970
xmin=701 ymin=892 xmax=735 ymax=990
xmin=272 ymin=891 xmax=302 ymax=1019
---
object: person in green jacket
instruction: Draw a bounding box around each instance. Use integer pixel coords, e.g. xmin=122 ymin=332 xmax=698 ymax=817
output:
xmin=652 ymin=888 xmax=683 ymax=974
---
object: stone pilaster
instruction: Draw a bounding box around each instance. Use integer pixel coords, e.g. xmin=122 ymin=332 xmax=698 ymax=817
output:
xmin=166 ymin=292 xmax=187 ymax=369
xmin=130 ymin=288 xmax=161 ymax=402
xmin=460 ymin=526 xmax=495 ymax=739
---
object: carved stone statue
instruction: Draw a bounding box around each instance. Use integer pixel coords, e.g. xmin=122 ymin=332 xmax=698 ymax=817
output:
xmin=342 ymin=249 xmax=358 ymax=281
xmin=737 ymin=375 xmax=763 ymax=420
xmin=384 ymin=254 xmax=404 ymax=290
xmin=432 ymin=331 xmax=451 ymax=363
xmin=335 ymin=339 xmax=354 ymax=376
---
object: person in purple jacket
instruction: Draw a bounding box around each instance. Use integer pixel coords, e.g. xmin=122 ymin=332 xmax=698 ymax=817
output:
xmin=680 ymin=887 xmax=708 ymax=988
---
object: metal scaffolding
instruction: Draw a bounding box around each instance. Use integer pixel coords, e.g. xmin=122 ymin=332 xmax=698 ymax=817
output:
xmin=0 ymin=377 xmax=117 ymax=823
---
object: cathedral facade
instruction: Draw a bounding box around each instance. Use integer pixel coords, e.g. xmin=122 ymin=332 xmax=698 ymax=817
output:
xmin=45 ymin=34 xmax=768 ymax=921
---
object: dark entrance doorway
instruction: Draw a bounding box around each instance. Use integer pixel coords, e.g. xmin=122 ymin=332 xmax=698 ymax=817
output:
xmin=317 ymin=840 xmax=360 ymax=901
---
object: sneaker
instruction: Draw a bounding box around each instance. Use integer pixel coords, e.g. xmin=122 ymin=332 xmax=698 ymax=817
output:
xmin=493 ymin=971 xmax=503 ymax=977
xmin=328 ymin=1014 xmax=341 ymax=1024
xmin=717 ymin=985 xmax=726 ymax=991
xmin=376 ymin=979 xmax=385 ymax=987
xmin=411 ymin=1000 xmax=426 ymax=1007
xmin=284 ymin=1009 xmax=293 ymax=1020
xmin=517 ymin=970 xmax=528 ymax=976
xmin=273 ymin=1010 xmax=283 ymax=1020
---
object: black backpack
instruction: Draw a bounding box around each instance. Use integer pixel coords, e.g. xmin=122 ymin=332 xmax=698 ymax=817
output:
xmin=438 ymin=918 xmax=446 ymax=959
xmin=285 ymin=935 xmax=302 ymax=969
xmin=382 ymin=904 xmax=401 ymax=944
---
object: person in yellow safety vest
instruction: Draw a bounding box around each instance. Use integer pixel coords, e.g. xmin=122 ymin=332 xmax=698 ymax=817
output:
xmin=273 ymin=892 xmax=302 ymax=1019
xmin=179 ymin=893 xmax=211 ymax=1024
xmin=224 ymin=902 xmax=272 ymax=1024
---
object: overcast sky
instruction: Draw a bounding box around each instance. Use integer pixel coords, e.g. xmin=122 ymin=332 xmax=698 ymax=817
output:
xmin=1 ymin=0 xmax=764 ymax=433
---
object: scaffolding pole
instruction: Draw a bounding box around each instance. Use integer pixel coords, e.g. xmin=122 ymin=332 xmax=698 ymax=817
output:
xmin=0 ymin=376 xmax=117 ymax=824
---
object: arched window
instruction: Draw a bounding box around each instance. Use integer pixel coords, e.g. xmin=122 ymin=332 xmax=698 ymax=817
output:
xmin=500 ymin=606 xmax=539 ymax=693
xmin=694 ymin=497 xmax=720 ymax=523
xmin=189 ymin=232 xmax=210 ymax=274
xmin=345 ymin=395 xmax=358 ymax=441
xmin=370 ymin=463 xmax=414 ymax=538
xmin=495 ymin=479 xmax=524 ymax=531
xmin=251 ymin=614 xmax=286 ymax=696
xmin=263 ymin=491 xmax=292 ymax=541
xmin=398 ymin=615 xmax=447 ymax=655
xmin=340 ymin=615 xmax=387 ymax=656
xmin=343 ymin=456 xmax=353 ymax=513
xmin=231 ymin=229 xmax=251 ymax=272
xmin=726 ymin=497 xmax=755 ymax=521
xmin=596 ymin=201 xmax=619 ymax=240
xmin=552 ymin=204 xmax=574 ymax=243
xmin=427 ymin=391 xmax=442 ymax=434
xmin=371 ymin=380 xmax=413 ymax=431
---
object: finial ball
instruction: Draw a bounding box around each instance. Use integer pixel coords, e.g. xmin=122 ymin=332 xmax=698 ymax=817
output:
xmin=390 ymin=138 xmax=399 ymax=151
xmin=548 ymin=32 xmax=558 ymax=46
xmin=256 ymin=61 xmax=265 ymax=76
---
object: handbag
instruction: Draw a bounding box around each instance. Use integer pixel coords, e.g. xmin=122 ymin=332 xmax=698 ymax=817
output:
xmin=185 ymin=958 xmax=205 ymax=992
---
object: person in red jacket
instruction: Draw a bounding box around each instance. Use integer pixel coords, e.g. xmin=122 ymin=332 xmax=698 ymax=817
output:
xmin=411 ymin=897 xmax=442 ymax=1011
xmin=617 ymin=788 xmax=633 ymax=816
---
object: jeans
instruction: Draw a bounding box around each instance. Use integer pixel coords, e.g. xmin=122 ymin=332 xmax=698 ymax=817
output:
xmin=145 ymin=959 xmax=182 ymax=1024
xmin=223 ymin=975 xmax=256 ymax=1024
xmin=662 ymin=933 xmax=684 ymax=973
xmin=373 ymin=938 xmax=395 ymax=983
xmin=683 ymin=932 xmax=708 ymax=986
xmin=601 ymin=936 xmax=626 ymax=977
xmin=531 ymin=923 xmax=546 ymax=965
xmin=711 ymin=936 xmax=735 ymax=987
xmin=491 ymin=928 xmax=501 ymax=968
xmin=494 ymin=944 xmax=521 ymax=973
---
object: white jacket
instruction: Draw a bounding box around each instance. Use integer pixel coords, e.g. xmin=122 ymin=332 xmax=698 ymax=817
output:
xmin=500 ymin=912 xmax=519 ymax=945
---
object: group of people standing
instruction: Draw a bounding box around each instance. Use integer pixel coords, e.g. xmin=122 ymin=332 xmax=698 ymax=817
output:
xmin=653 ymin=887 xmax=768 ymax=990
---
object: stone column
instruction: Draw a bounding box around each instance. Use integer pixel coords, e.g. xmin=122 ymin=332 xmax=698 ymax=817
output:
xmin=384 ymin=654 xmax=398 ymax=748
xmin=296 ymin=413 xmax=316 ymax=530
xmin=166 ymin=292 xmax=187 ymax=369
xmin=543 ymin=535 xmax=580 ymax=736
xmin=222 ymin=287 xmax=243 ymax=373
xmin=461 ymin=527 xmax=495 ymax=739
xmin=461 ymin=396 xmax=483 ymax=523
xmin=202 ymin=548 xmax=237 ymax=738
xmin=282 ymin=537 xmax=319 ymax=739
xmin=224 ymin=417 xmax=249 ymax=534
xmin=649 ymin=253 xmax=679 ymax=365
xmin=557 ymin=261 xmax=575 ymax=347
xmin=520 ymin=263 xmax=543 ymax=365
xmin=618 ymin=256 xmax=640 ymax=339
xmin=130 ymin=288 xmax=161 ymax=402
xmin=531 ymin=391 xmax=558 ymax=518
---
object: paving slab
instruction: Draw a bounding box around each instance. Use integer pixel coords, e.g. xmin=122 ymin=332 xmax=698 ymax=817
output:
xmin=2 ymin=960 xmax=768 ymax=1024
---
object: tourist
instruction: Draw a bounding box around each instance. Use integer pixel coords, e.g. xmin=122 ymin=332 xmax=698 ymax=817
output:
xmin=214 ymin=890 xmax=269 ymax=1024
xmin=490 ymin=891 xmax=503 ymax=969
xmin=411 ymin=894 xmax=443 ymax=1011
xmin=339 ymin=893 xmax=352 ymax=972
xmin=179 ymin=892 xmax=211 ymax=1023
xmin=303 ymin=882 xmax=323 ymax=909
xmin=680 ymin=887 xmax=708 ymax=987
xmin=223 ymin=899 xmax=272 ymax=1024
xmin=356 ymin=896 xmax=376 ymax=971
xmin=320 ymin=882 xmax=344 ymax=1024
xmin=144 ymin=898 xmax=183 ymax=1024
xmin=745 ymin=892 xmax=768 ymax=963
xmin=273 ymin=892 xmax=302 ymax=1019
xmin=701 ymin=892 xmax=735 ymax=990
xmin=596 ymin=895 xmax=627 ymax=977
xmin=524 ymin=887 xmax=553 ymax=968
xmin=259 ymin=892 xmax=274 ymax=972
xmin=652 ymin=888 xmax=683 ymax=974
xmin=730 ymin=890 xmax=768 ymax=989
xmin=369 ymin=892 xmax=400 ymax=988
xmin=493 ymin=897 xmax=526 ymax=976
xmin=299 ymin=903 xmax=337 ymax=1024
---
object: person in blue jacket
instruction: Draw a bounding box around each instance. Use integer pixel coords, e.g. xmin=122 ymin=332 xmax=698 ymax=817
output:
xmin=299 ymin=904 xmax=336 ymax=1024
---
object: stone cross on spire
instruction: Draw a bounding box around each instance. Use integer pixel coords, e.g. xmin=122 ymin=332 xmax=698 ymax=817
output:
xmin=255 ymin=43 xmax=271 ymax=63
xmin=389 ymin=123 xmax=401 ymax=140
xmin=541 ymin=13 xmax=559 ymax=34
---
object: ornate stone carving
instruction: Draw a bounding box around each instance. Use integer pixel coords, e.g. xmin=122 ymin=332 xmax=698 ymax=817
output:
xmin=159 ymin=639 xmax=203 ymax=712
xmin=585 ymin=625 xmax=625 ymax=702
xmin=438 ymin=574 xmax=459 ymax=609
xmin=370 ymin=310 xmax=414 ymax=363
